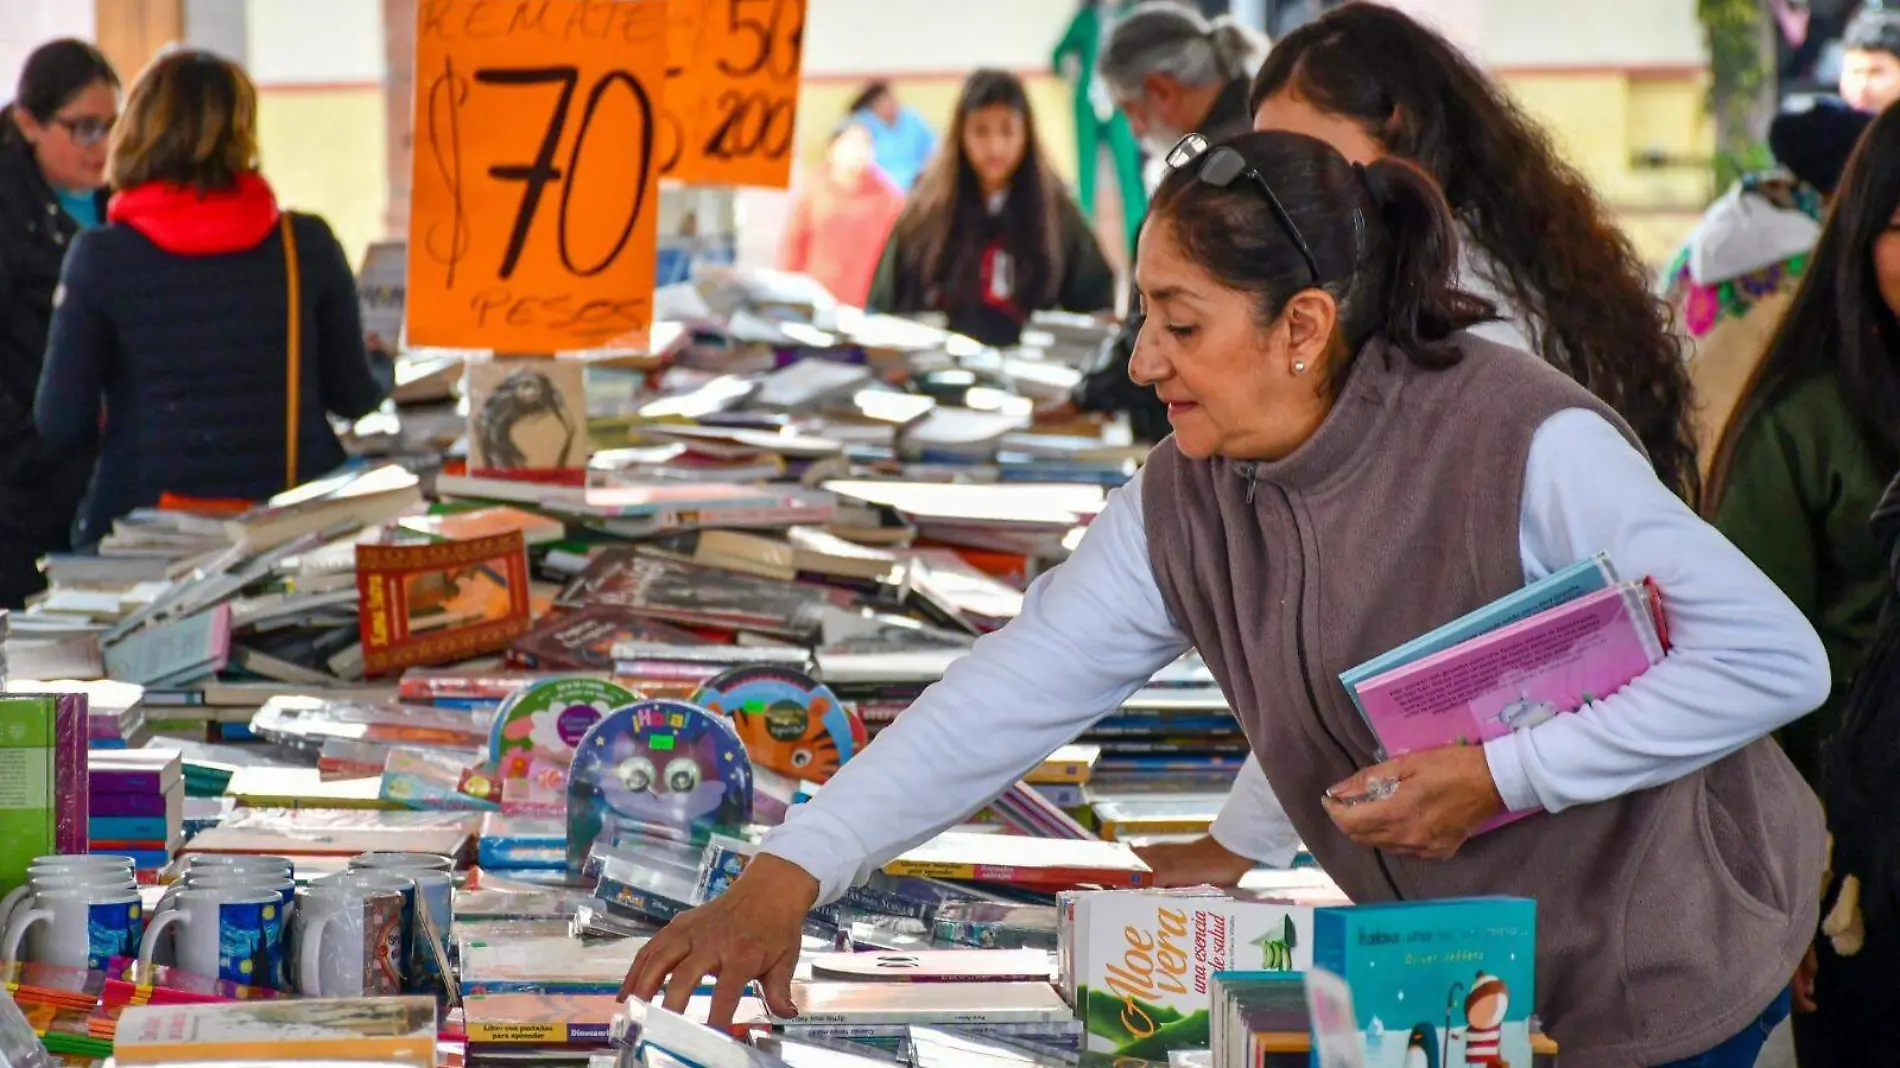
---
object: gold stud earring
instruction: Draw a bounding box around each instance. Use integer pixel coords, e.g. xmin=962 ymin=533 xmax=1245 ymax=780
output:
xmin=1292 ymin=360 xmax=1308 ymax=375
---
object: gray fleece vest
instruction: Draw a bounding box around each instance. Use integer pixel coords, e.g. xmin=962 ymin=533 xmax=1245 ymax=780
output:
xmin=1142 ymin=334 xmax=1823 ymax=1067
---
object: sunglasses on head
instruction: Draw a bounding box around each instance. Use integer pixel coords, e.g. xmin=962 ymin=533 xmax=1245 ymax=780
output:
xmin=1165 ymin=132 xmax=1323 ymax=285
xmin=53 ymin=115 xmax=114 ymax=148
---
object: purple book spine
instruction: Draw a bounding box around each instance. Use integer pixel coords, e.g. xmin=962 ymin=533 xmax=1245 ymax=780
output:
xmin=89 ymin=791 xmax=174 ymax=817
xmin=87 ymin=770 xmax=167 ymax=793
xmin=56 ymin=694 xmax=88 ymax=855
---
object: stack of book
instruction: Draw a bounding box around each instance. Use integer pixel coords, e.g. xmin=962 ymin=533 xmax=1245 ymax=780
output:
xmin=87 ymin=749 xmax=184 ymax=870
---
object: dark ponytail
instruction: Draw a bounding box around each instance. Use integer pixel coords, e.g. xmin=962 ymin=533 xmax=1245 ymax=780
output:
xmin=1355 ymin=157 xmax=1492 ymax=368
xmin=3 ymin=39 xmax=117 ymax=144
xmin=1149 ymin=130 xmax=1493 ymax=397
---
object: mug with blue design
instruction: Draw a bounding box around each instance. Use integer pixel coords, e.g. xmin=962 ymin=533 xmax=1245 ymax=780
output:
xmin=138 ymin=889 xmax=286 ymax=990
xmin=1 ymin=887 xmax=142 ymax=968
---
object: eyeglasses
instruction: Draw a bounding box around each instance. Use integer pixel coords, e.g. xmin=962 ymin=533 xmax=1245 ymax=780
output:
xmin=1165 ymin=132 xmax=1323 ymax=285
xmin=53 ymin=115 xmax=114 ymax=148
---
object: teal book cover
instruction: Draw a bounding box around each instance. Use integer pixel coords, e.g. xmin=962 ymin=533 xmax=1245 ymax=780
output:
xmin=1312 ymin=898 xmax=1535 ymax=1068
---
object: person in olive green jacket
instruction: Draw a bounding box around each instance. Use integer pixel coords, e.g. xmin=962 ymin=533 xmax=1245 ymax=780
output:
xmin=1706 ymin=104 xmax=1900 ymax=794
xmin=866 ymin=69 xmax=1114 ymax=348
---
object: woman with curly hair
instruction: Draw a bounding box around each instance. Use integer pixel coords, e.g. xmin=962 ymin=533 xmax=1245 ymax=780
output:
xmin=1136 ymin=1 xmax=1713 ymax=891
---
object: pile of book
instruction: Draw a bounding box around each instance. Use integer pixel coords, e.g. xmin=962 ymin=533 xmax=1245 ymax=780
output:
xmin=86 ymin=750 xmax=184 ymax=872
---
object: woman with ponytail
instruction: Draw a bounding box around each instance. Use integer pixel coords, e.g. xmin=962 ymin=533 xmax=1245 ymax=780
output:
xmin=620 ymin=131 xmax=1826 ymax=1068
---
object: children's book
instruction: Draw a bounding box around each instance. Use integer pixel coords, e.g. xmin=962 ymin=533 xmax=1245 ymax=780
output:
xmin=355 ymin=532 xmax=533 ymax=677
xmin=1311 ymin=898 xmax=1536 ymax=1068
xmin=461 ymin=993 xmax=621 ymax=1046
xmin=1352 ymin=580 xmax=1666 ymax=830
xmin=1339 ymin=554 xmax=1618 ymax=750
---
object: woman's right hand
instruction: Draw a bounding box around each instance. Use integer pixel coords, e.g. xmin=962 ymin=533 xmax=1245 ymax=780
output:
xmin=618 ymin=854 xmax=819 ymax=1028
xmin=1132 ymin=835 xmax=1255 ymax=888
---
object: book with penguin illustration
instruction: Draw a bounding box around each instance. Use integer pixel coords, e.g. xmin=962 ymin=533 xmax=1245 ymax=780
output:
xmin=1312 ymin=898 xmax=1536 ymax=1068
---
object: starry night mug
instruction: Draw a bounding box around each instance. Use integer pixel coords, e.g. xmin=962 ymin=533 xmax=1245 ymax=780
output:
xmin=1 ymin=887 xmax=142 ymax=969
xmin=137 ymin=889 xmax=286 ymax=990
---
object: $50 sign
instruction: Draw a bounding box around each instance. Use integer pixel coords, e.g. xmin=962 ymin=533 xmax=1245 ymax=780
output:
xmin=407 ymin=0 xmax=670 ymax=352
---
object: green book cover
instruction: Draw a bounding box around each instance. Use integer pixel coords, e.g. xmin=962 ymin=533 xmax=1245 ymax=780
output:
xmin=0 ymin=695 xmax=59 ymax=897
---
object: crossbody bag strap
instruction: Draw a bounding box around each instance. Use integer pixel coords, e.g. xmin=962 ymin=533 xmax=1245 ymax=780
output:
xmin=281 ymin=212 xmax=301 ymax=490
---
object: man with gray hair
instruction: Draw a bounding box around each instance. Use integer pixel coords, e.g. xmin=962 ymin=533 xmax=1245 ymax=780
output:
xmin=1071 ymin=1 xmax=1267 ymax=442
xmin=1099 ymin=1 xmax=1268 ymax=164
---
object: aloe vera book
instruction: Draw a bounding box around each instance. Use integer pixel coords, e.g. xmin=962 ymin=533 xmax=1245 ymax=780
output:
xmin=1065 ymin=890 xmax=1313 ymax=1057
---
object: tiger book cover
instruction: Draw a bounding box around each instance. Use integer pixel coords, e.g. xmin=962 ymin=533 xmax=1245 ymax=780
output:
xmin=1064 ymin=890 xmax=1313 ymax=1058
xmin=355 ymin=531 xmax=533 ymax=677
xmin=1312 ymin=897 xmax=1536 ymax=1068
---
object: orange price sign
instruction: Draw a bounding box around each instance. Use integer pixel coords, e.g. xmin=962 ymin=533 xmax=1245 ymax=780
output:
xmin=660 ymin=0 xmax=808 ymax=188
xmin=407 ymin=0 xmax=669 ymax=352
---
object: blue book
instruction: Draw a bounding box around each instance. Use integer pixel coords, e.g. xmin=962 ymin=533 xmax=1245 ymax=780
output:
xmin=1340 ymin=553 xmax=1617 ymax=757
xmin=1312 ymin=898 xmax=1536 ymax=1068
xmin=89 ymin=815 xmax=171 ymax=840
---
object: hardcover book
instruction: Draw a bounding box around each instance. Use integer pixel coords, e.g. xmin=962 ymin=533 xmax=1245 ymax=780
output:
xmin=1063 ymin=890 xmax=1312 ymax=1056
xmin=355 ymin=532 xmax=533 ymax=677
xmin=1311 ymin=898 xmax=1536 ymax=1068
xmin=509 ymin=604 xmax=707 ymax=672
xmin=555 ymin=549 xmax=847 ymax=641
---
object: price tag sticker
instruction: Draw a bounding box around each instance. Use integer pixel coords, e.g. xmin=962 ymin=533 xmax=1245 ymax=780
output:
xmin=661 ymin=0 xmax=808 ymax=188
xmin=407 ymin=0 xmax=669 ymax=352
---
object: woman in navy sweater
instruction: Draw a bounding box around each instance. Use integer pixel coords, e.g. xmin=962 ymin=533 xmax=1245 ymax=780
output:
xmin=35 ymin=50 xmax=387 ymax=546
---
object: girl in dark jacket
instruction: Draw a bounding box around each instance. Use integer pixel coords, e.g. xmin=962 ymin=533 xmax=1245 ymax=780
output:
xmin=866 ymin=69 xmax=1114 ymax=347
xmin=36 ymin=50 xmax=388 ymax=547
xmin=0 ymin=40 xmax=117 ymax=607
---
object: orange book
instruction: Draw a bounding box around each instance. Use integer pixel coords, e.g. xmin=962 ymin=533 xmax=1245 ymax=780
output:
xmin=356 ymin=532 xmax=533 ymax=677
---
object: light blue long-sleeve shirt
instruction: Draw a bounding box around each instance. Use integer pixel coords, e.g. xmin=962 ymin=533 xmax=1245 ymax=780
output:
xmin=857 ymin=106 xmax=937 ymax=192
xmin=760 ymin=407 xmax=1830 ymax=903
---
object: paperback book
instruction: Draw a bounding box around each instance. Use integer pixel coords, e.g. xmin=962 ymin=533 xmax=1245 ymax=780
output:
xmin=1311 ymin=898 xmax=1536 ymax=1068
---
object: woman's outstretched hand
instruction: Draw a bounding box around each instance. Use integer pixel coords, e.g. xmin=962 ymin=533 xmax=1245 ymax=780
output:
xmin=618 ymin=854 xmax=820 ymax=1028
xmin=1132 ymin=835 xmax=1256 ymax=888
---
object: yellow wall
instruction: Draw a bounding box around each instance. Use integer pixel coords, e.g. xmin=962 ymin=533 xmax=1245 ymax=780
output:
xmin=1494 ymin=69 xmax=1712 ymax=263
xmin=256 ymin=86 xmax=388 ymax=270
xmin=251 ymin=67 xmax=1713 ymax=272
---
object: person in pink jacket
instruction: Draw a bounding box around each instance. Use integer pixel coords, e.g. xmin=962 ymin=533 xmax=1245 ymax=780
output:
xmin=778 ymin=119 xmax=905 ymax=307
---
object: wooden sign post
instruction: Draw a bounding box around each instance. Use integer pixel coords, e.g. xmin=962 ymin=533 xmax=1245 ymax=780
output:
xmin=406 ymin=0 xmax=670 ymax=352
xmin=660 ymin=0 xmax=809 ymax=189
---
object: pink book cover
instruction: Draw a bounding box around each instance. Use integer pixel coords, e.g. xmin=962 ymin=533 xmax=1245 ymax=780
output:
xmin=55 ymin=693 xmax=88 ymax=855
xmin=1353 ymin=581 xmax=1666 ymax=829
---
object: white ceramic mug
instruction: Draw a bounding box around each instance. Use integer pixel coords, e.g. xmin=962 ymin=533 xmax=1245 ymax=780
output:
xmin=349 ymin=852 xmax=454 ymax=873
xmin=0 ymin=867 xmax=136 ymax=934
xmin=138 ymin=889 xmax=286 ymax=989
xmin=178 ymin=855 xmax=292 ymax=877
xmin=293 ymin=886 xmax=404 ymax=997
xmin=2 ymin=887 xmax=142 ymax=968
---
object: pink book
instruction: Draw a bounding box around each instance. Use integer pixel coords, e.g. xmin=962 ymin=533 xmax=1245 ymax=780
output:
xmin=1352 ymin=580 xmax=1667 ymax=830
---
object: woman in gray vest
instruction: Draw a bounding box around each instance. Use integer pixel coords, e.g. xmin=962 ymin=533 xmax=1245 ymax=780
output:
xmin=620 ymin=131 xmax=1827 ymax=1068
